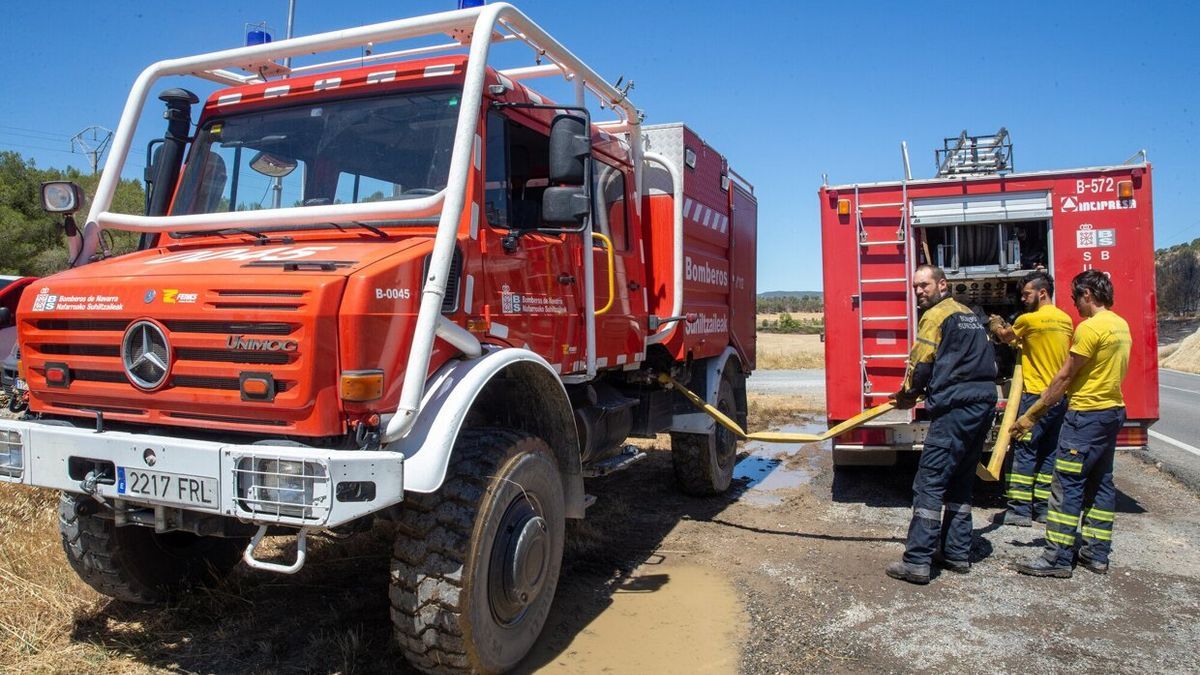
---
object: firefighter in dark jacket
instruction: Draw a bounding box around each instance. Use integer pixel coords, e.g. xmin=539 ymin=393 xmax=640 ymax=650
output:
xmin=886 ymin=265 xmax=998 ymax=585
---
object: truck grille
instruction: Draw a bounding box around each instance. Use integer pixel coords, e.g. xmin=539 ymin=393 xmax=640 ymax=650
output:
xmin=29 ymin=319 xmax=302 ymax=392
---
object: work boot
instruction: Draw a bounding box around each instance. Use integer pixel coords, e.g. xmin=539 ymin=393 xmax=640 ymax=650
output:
xmin=885 ymin=561 xmax=930 ymax=585
xmin=1033 ymin=512 xmax=1047 ymax=525
xmin=1012 ymin=557 xmax=1072 ymax=578
xmin=995 ymin=510 xmax=1032 ymax=528
xmin=933 ymin=552 xmax=970 ymax=574
xmin=1077 ymin=554 xmax=1110 ymax=575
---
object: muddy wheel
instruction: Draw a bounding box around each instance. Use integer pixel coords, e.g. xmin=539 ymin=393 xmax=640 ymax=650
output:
xmin=58 ymin=492 xmax=245 ymax=604
xmin=391 ymin=429 xmax=565 ymax=674
xmin=671 ymin=377 xmax=738 ymax=496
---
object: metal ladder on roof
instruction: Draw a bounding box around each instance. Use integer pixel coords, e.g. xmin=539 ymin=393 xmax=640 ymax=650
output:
xmin=853 ymin=181 xmax=915 ymax=417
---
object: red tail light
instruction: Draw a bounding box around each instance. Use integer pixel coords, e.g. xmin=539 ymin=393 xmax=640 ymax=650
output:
xmin=1116 ymin=425 xmax=1148 ymax=448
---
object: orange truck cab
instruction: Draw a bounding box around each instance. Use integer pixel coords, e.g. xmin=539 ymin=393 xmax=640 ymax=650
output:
xmin=0 ymin=5 xmax=756 ymax=672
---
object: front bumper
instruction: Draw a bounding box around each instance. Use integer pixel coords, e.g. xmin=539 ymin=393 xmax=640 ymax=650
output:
xmin=0 ymin=419 xmax=403 ymax=528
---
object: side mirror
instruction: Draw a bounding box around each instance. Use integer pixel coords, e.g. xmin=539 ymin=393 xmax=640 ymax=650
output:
xmin=542 ymin=187 xmax=590 ymax=226
xmin=547 ymin=114 xmax=590 ymax=185
xmin=41 ymin=182 xmax=84 ymax=214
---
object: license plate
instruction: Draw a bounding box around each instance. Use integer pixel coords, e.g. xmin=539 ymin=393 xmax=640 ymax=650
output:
xmin=117 ymin=467 xmax=218 ymax=509
xmin=13 ymin=378 xmax=26 ymax=392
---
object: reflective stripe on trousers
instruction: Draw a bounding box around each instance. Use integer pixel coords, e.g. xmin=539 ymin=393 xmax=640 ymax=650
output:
xmin=903 ymin=401 xmax=994 ymax=567
xmin=1007 ymin=393 xmax=1064 ymax=519
xmin=1042 ymin=408 xmax=1124 ymax=567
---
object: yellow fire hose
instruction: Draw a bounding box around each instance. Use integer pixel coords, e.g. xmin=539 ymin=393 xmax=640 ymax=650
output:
xmin=976 ymin=361 xmax=1023 ymax=481
xmin=661 ymin=361 xmax=1024 ymax=480
xmin=657 ymin=373 xmax=896 ymax=443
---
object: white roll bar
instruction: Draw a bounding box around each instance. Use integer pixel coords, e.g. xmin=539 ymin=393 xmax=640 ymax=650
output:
xmin=643 ymin=151 xmax=684 ymax=345
xmin=79 ymin=3 xmax=643 ymax=445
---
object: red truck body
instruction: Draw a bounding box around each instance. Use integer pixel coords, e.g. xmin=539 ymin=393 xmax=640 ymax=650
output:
xmin=820 ymin=157 xmax=1157 ymax=459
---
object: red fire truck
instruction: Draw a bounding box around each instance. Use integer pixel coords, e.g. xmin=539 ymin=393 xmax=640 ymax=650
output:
xmin=819 ymin=130 xmax=1157 ymax=465
xmin=0 ymin=5 xmax=755 ymax=672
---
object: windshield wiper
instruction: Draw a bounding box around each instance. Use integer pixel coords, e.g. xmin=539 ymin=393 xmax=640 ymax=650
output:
xmin=349 ymin=221 xmax=389 ymax=238
xmin=175 ymin=228 xmax=292 ymax=245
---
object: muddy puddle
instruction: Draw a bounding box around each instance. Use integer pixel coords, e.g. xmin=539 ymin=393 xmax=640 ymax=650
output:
xmin=526 ymin=562 xmax=745 ymax=673
xmin=732 ymin=423 xmax=827 ymax=506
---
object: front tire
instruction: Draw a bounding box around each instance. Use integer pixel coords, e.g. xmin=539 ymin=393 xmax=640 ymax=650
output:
xmin=390 ymin=429 xmax=565 ymax=674
xmin=671 ymin=377 xmax=738 ymax=495
xmin=58 ymin=492 xmax=245 ymax=604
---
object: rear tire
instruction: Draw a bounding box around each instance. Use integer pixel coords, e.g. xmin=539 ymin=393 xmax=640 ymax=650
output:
xmin=390 ymin=429 xmax=565 ymax=674
xmin=671 ymin=378 xmax=738 ymax=496
xmin=58 ymin=492 xmax=245 ymax=604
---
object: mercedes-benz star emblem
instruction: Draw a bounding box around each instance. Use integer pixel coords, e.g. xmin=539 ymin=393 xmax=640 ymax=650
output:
xmin=121 ymin=320 xmax=171 ymax=390
xmin=144 ymin=289 xmax=156 ymax=303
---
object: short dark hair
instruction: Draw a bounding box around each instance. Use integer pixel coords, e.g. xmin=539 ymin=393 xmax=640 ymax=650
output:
xmin=1071 ymin=270 xmax=1114 ymax=307
xmin=1022 ymin=270 xmax=1054 ymax=298
xmin=915 ymin=264 xmax=945 ymax=282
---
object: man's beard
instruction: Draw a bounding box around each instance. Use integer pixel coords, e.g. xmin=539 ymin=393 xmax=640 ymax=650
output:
xmin=918 ymin=293 xmax=943 ymax=311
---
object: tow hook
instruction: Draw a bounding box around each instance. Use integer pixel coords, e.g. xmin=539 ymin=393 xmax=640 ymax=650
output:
xmin=354 ymin=418 xmax=381 ymax=450
xmin=78 ymin=470 xmax=108 ymax=505
xmin=243 ymin=525 xmax=310 ymax=575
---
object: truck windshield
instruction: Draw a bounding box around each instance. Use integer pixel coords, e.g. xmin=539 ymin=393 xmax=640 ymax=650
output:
xmin=171 ymin=89 xmax=460 ymax=220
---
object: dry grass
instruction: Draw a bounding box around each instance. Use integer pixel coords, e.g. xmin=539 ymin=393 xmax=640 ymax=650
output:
xmin=755 ymin=333 xmax=825 ymax=370
xmin=0 ymin=483 xmax=407 ymax=673
xmin=1160 ymin=326 xmax=1200 ymax=373
xmin=0 ymin=485 xmax=104 ymax=673
xmin=747 ymin=393 xmax=824 ymax=430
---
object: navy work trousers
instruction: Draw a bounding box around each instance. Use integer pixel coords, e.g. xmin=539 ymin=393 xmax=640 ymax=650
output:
xmin=903 ymin=400 xmax=995 ymax=567
xmin=1043 ymin=408 xmax=1124 ymax=567
xmin=1005 ymin=393 xmax=1067 ymax=519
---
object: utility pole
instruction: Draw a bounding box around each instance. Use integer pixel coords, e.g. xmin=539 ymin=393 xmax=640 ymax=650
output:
xmin=71 ymin=126 xmax=113 ymax=174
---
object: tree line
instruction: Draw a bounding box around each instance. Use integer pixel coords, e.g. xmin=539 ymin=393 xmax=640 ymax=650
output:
xmin=0 ymin=151 xmax=144 ymax=276
xmin=1156 ymin=239 xmax=1200 ymax=315
xmin=756 ymin=295 xmax=823 ymax=315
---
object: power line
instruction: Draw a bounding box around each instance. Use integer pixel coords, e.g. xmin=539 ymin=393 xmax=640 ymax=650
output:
xmin=0 ymin=124 xmax=72 ymax=139
xmin=0 ymin=141 xmax=145 ymax=169
xmin=0 ymin=140 xmax=75 ymax=155
xmin=0 ymin=130 xmax=69 ymax=144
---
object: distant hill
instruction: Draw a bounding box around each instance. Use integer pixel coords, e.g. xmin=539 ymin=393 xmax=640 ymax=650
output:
xmin=758 ymin=290 xmax=823 ymax=299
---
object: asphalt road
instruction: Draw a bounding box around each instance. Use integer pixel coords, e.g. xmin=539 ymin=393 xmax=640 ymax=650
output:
xmin=1148 ymin=369 xmax=1200 ymax=489
xmin=749 ymin=368 xmax=1200 ymax=492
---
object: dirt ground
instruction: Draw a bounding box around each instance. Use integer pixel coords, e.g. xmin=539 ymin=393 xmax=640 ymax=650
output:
xmin=4 ymin=405 xmax=1198 ymax=673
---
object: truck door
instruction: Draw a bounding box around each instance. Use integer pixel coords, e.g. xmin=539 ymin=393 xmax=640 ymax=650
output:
xmin=591 ymin=159 xmax=647 ymax=366
xmin=482 ymin=111 xmax=584 ymax=370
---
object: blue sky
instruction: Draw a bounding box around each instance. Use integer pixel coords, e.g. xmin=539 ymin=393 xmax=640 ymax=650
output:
xmin=2 ymin=1 xmax=1197 ymax=292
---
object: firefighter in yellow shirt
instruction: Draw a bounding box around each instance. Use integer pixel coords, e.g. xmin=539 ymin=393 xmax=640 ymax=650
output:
xmin=1012 ymin=270 xmax=1131 ymax=577
xmin=988 ymin=271 xmax=1073 ymax=527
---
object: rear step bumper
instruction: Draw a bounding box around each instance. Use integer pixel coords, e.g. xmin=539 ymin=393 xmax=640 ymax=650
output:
xmin=0 ymin=419 xmax=403 ymax=528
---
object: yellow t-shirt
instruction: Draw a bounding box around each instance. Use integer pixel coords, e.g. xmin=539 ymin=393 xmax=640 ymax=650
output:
xmin=1012 ymin=303 xmax=1073 ymax=394
xmin=1066 ymin=309 xmax=1132 ymax=411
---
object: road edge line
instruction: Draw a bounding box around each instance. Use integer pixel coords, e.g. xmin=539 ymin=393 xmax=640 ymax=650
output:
xmin=1149 ymin=430 xmax=1200 ymax=458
